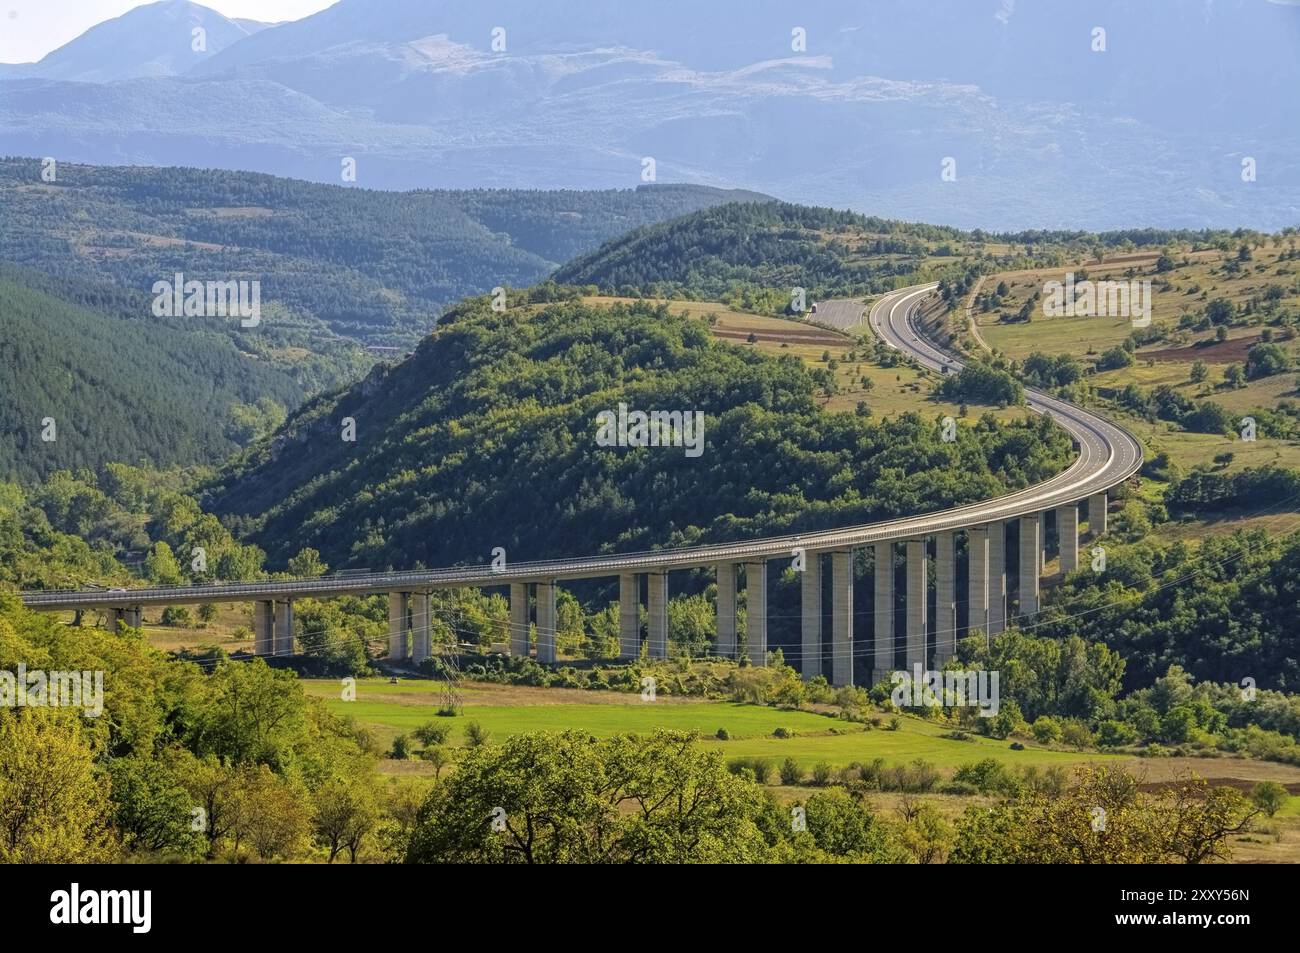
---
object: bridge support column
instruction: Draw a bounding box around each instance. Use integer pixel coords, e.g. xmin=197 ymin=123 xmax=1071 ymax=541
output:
xmin=123 ymin=606 xmax=143 ymax=628
xmin=1057 ymin=504 xmax=1080 ymax=575
xmin=535 ymin=582 xmax=557 ymax=664
xmin=967 ymin=527 xmax=989 ymax=641
xmin=509 ymin=583 xmax=529 ymax=657
xmin=274 ymin=600 xmax=294 ymax=656
xmin=105 ymin=608 xmax=124 ymax=634
xmin=411 ymin=592 xmax=432 ymax=663
xmin=744 ymin=561 xmax=767 ymax=666
xmin=1088 ymin=492 xmax=1108 ymax=538
xmin=619 ymin=573 xmax=640 ymax=659
xmin=800 ymin=552 xmax=822 ymax=680
xmin=905 ymin=539 xmax=927 ymax=669
xmin=647 ymin=573 xmax=668 ymax=659
xmin=253 ymin=600 xmax=274 ymax=656
xmin=715 ymin=563 xmax=737 ymax=659
xmin=830 ymin=550 xmax=853 ymax=687
xmin=873 ymin=542 xmax=894 ymax=684
xmin=934 ymin=531 xmax=956 ymax=666
xmin=988 ymin=521 xmax=1006 ymax=635
xmin=388 ymin=592 xmax=410 ymax=661
xmin=1019 ymin=515 xmax=1040 ymax=619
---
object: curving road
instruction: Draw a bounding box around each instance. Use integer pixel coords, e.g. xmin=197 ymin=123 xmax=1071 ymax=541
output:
xmin=21 ymin=284 xmax=1142 ymax=610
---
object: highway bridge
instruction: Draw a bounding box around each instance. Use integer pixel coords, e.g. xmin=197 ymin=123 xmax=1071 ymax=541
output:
xmin=20 ymin=284 xmax=1142 ymax=686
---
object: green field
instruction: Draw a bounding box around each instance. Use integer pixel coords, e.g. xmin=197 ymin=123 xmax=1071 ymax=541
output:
xmin=306 ymin=678 xmax=1115 ymax=771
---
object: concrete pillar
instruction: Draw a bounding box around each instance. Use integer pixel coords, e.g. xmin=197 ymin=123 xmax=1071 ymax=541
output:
xmin=123 ymin=606 xmax=143 ymax=628
xmin=1019 ymin=515 xmax=1040 ymax=618
xmin=988 ymin=522 xmax=1006 ymax=635
xmin=1057 ymin=504 xmax=1080 ymax=575
xmin=967 ymin=527 xmax=989 ymax=640
xmin=934 ymin=531 xmax=956 ymax=665
xmin=535 ymin=581 xmax=557 ymax=664
xmin=1042 ymin=510 xmax=1050 ymax=572
xmin=744 ymin=561 xmax=767 ymax=666
xmin=647 ymin=572 xmax=668 ymax=659
xmin=388 ymin=591 xmax=410 ymax=660
xmin=800 ymin=552 xmax=822 ymax=680
xmin=105 ymin=607 xmax=124 ymax=634
xmin=905 ymin=539 xmax=928 ymax=669
xmin=253 ymin=600 xmax=274 ymax=656
xmin=830 ymin=550 xmax=853 ymax=687
xmin=873 ymin=541 xmax=894 ymax=683
xmin=619 ymin=573 xmax=640 ymax=659
xmin=1089 ymin=492 xmax=1108 ymax=538
xmin=411 ymin=592 xmax=432 ymax=663
xmin=274 ymin=600 xmax=294 ymax=656
xmin=509 ymin=582 xmax=529 ymax=657
xmin=716 ymin=563 xmax=737 ymax=659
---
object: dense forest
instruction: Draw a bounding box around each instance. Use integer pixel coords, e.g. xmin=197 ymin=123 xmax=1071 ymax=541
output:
xmin=0 ymin=159 xmax=763 ymax=344
xmin=205 ymin=294 xmax=1074 ymax=569
xmin=0 ymin=267 xmax=369 ymax=481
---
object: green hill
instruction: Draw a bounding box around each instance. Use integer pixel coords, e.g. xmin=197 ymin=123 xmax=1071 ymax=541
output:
xmin=0 ymin=159 xmax=769 ymax=345
xmin=552 ymin=201 xmax=982 ymax=301
xmin=205 ymin=291 xmax=1072 ymax=570
xmin=0 ymin=266 xmax=337 ymax=481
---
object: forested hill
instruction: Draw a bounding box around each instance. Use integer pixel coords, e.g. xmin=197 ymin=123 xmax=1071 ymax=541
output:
xmin=0 ymin=266 xmax=338 ymax=482
xmin=0 ymin=158 xmax=768 ymax=345
xmin=552 ymin=201 xmax=979 ymax=300
xmin=205 ymin=291 xmax=1072 ymax=570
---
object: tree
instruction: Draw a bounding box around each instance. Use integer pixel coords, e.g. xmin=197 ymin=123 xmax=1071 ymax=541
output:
xmin=1250 ymin=780 xmax=1288 ymax=818
xmin=1156 ymin=777 xmax=1257 ymax=864
xmin=144 ymin=541 xmax=183 ymax=586
xmin=229 ymin=765 xmax=310 ymax=862
xmin=313 ymin=778 xmax=379 ymax=863
xmin=404 ymin=731 xmax=769 ymax=863
xmin=0 ymin=708 xmax=115 ymax=862
xmin=1245 ymin=342 xmax=1290 ymax=380
xmin=420 ymin=746 xmax=452 ymax=779
xmin=1190 ymin=360 xmax=1208 ymax=384
xmin=287 ymin=547 xmax=328 ymax=578
xmin=186 ymin=659 xmax=307 ymax=766
xmin=1206 ymin=297 xmax=1234 ymax=325
xmin=108 ymin=752 xmax=205 ymax=859
xmin=801 ymin=788 xmax=891 ymax=859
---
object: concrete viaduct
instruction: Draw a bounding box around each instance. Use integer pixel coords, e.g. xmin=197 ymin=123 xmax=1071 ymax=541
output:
xmin=20 ymin=284 xmax=1142 ymax=686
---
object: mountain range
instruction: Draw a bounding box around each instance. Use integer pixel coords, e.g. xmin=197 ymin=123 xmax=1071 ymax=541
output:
xmin=2 ymin=0 xmax=1297 ymax=231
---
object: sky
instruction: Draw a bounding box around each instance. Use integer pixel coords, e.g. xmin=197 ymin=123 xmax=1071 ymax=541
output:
xmin=0 ymin=0 xmax=335 ymax=63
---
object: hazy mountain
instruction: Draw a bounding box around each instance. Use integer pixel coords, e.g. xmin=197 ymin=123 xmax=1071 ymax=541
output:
xmin=1 ymin=0 xmax=271 ymax=83
xmin=1 ymin=0 xmax=1298 ymax=230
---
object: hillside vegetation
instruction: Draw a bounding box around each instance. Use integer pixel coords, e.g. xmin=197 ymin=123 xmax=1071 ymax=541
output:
xmin=0 ymin=159 xmax=767 ymax=344
xmin=0 ymin=267 xmax=356 ymax=481
xmin=206 ymin=291 xmax=1073 ymax=569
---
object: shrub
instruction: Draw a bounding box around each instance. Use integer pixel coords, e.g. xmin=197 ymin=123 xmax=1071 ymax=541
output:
xmin=772 ymin=726 xmax=795 ymax=739
xmin=390 ymin=734 xmax=411 ymax=760
xmin=1251 ymin=780 xmax=1288 ymax=817
xmin=1031 ymin=716 xmax=1062 ymax=744
xmin=727 ymin=757 xmax=773 ymax=784
xmin=779 ymin=758 xmax=804 ymax=786
xmin=811 ymin=762 xmax=834 ymax=786
xmin=464 ymin=721 xmax=490 ymax=748
xmin=414 ymin=722 xmax=451 ymax=747
xmin=715 ymin=727 xmax=730 ymax=741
